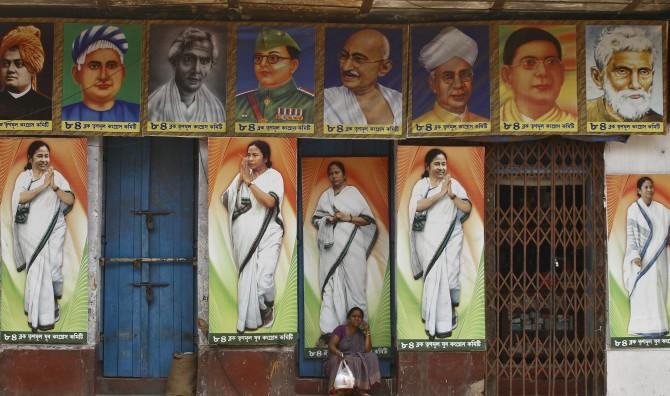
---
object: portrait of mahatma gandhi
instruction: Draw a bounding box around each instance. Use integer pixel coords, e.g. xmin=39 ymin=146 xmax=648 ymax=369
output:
xmin=586 ymin=25 xmax=663 ymax=123
xmin=500 ymin=26 xmax=576 ymax=124
xmin=323 ymin=28 xmax=402 ymax=126
xmin=62 ymin=25 xmax=140 ymax=122
xmin=148 ymin=25 xmax=226 ymax=123
xmin=413 ymin=26 xmax=488 ymax=124
xmin=0 ymin=24 xmax=52 ymax=121
xmin=236 ymin=27 xmax=314 ymax=124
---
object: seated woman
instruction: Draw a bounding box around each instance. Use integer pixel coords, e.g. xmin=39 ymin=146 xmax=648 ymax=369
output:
xmin=325 ymin=307 xmax=381 ymax=395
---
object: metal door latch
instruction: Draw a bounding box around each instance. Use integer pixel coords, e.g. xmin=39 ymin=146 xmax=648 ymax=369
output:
xmin=131 ymin=282 xmax=169 ymax=303
xmin=132 ymin=210 xmax=172 ymax=231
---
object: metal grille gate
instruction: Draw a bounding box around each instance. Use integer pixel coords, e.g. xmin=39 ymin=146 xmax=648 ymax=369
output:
xmin=485 ymin=138 xmax=606 ymax=395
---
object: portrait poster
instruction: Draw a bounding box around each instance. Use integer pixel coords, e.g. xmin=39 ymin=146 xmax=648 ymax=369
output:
xmin=0 ymin=138 xmax=88 ymax=344
xmin=0 ymin=22 xmax=53 ymax=132
xmin=411 ymin=24 xmax=490 ymax=136
xmin=396 ymin=146 xmax=485 ymax=351
xmin=146 ymin=23 xmax=227 ymax=135
xmin=234 ymin=25 xmax=315 ymax=135
xmin=208 ymin=137 xmax=298 ymax=345
xmin=323 ymin=27 xmax=404 ymax=137
xmin=498 ymin=24 xmax=578 ymax=134
xmin=301 ymin=157 xmax=391 ymax=359
xmin=585 ymin=24 xmax=665 ymax=134
xmin=607 ymin=174 xmax=670 ymax=348
xmin=61 ymin=23 xmax=142 ymax=134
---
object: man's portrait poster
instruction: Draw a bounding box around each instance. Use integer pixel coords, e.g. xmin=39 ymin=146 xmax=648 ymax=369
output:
xmin=301 ymin=157 xmax=391 ymax=359
xmin=208 ymin=137 xmax=297 ymax=344
xmin=61 ymin=23 xmax=142 ymax=133
xmin=396 ymin=146 xmax=485 ymax=350
xmin=0 ymin=138 xmax=88 ymax=343
xmin=411 ymin=25 xmax=490 ymax=135
xmin=498 ymin=24 xmax=578 ymax=133
xmin=607 ymin=174 xmax=670 ymax=348
xmin=235 ymin=25 xmax=315 ymax=134
xmin=585 ymin=25 xmax=665 ymax=133
xmin=147 ymin=23 xmax=227 ymax=134
xmin=323 ymin=27 xmax=404 ymax=136
xmin=0 ymin=23 xmax=53 ymax=129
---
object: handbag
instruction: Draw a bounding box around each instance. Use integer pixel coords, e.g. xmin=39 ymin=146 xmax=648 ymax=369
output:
xmin=412 ymin=185 xmax=431 ymax=232
xmin=333 ymin=359 xmax=355 ymax=391
xmin=14 ymin=203 xmax=29 ymax=224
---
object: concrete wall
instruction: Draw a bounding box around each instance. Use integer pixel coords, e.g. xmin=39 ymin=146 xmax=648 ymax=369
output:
xmin=604 ymin=134 xmax=670 ymax=395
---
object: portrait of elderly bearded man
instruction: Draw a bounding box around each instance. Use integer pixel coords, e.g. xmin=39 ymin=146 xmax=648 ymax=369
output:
xmin=0 ymin=25 xmax=51 ymax=120
xmin=500 ymin=27 xmax=576 ymax=123
xmin=413 ymin=27 xmax=487 ymax=124
xmin=324 ymin=29 xmax=402 ymax=126
xmin=148 ymin=27 xmax=226 ymax=123
xmin=236 ymin=28 xmax=314 ymax=124
xmin=587 ymin=26 xmax=663 ymax=123
xmin=62 ymin=25 xmax=140 ymax=122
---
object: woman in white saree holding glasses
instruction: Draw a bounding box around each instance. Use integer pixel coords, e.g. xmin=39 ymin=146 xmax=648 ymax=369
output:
xmin=312 ymin=161 xmax=377 ymax=340
xmin=12 ymin=140 xmax=75 ymax=331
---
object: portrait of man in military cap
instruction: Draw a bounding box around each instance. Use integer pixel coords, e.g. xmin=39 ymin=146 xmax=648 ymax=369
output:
xmin=0 ymin=23 xmax=53 ymax=121
xmin=235 ymin=26 xmax=315 ymax=124
xmin=62 ymin=24 xmax=141 ymax=123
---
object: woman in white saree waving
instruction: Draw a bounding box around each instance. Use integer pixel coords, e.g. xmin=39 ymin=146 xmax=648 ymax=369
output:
xmin=12 ymin=140 xmax=75 ymax=331
xmin=312 ymin=161 xmax=377 ymax=339
xmin=624 ymin=176 xmax=670 ymax=337
xmin=409 ymin=148 xmax=471 ymax=338
xmin=222 ymin=140 xmax=284 ymax=333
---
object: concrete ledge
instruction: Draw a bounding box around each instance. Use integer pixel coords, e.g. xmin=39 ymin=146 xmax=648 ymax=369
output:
xmin=0 ymin=348 xmax=95 ymax=396
xmin=197 ymin=347 xmax=295 ymax=395
xmin=397 ymin=351 xmax=485 ymax=395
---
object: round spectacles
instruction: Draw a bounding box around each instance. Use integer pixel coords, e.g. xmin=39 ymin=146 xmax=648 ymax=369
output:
xmin=513 ymin=56 xmax=562 ymax=70
xmin=254 ymin=54 xmax=291 ymax=65
xmin=339 ymin=51 xmax=387 ymax=67
xmin=434 ymin=69 xmax=473 ymax=85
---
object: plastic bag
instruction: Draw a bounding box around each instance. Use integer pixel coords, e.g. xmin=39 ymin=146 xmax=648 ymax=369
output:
xmin=333 ymin=359 xmax=355 ymax=391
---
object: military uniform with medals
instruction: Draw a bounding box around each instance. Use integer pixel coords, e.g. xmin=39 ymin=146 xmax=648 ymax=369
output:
xmin=236 ymin=28 xmax=314 ymax=124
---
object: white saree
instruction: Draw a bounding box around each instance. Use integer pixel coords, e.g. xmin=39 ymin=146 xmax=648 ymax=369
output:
xmin=409 ymin=177 xmax=468 ymax=337
xmin=11 ymin=169 xmax=73 ymax=330
xmin=222 ymin=168 xmax=284 ymax=332
xmin=623 ymin=198 xmax=670 ymax=337
xmin=148 ymin=78 xmax=226 ymax=122
xmin=312 ymin=186 xmax=377 ymax=334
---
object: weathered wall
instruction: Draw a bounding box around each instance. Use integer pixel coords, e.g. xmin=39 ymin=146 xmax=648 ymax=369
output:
xmin=397 ymin=351 xmax=485 ymax=396
xmin=604 ymin=134 xmax=670 ymax=395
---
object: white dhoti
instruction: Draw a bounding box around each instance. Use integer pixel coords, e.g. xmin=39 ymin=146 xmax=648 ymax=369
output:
xmin=323 ymin=84 xmax=402 ymax=126
xmin=312 ymin=185 xmax=377 ymax=334
xmin=624 ymin=198 xmax=670 ymax=337
xmin=222 ymin=168 xmax=284 ymax=332
xmin=409 ymin=177 xmax=469 ymax=337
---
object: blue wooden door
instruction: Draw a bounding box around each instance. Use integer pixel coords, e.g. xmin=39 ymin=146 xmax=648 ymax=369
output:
xmin=103 ymin=137 xmax=195 ymax=378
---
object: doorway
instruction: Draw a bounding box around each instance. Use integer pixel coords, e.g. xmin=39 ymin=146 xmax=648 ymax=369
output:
xmin=485 ymin=138 xmax=606 ymax=395
xmin=102 ymin=137 xmax=196 ymax=378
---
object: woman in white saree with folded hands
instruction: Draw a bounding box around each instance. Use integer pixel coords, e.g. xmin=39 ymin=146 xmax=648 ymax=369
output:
xmin=222 ymin=140 xmax=284 ymax=333
xmin=624 ymin=176 xmax=670 ymax=337
xmin=312 ymin=161 xmax=377 ymax=340
xmin=409 ymin=148 xmax=471 ymax=338
xmin=12 ymin=140 xmax=75 ymax=331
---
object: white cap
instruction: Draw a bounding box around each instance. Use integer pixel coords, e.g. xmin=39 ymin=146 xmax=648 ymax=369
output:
xmin=419 ymin=27 xmax=478 ymax=71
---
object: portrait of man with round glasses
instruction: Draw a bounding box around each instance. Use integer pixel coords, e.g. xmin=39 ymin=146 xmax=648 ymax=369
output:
xmin=323 ymin=27 xmax=403 ymax=128
xmin=148 ymin=24 xmax=226 ymax=125
xmin=499 ymin=25 xmax=577 ymax=129
xmin=411 ymin=25 xmax=490 ymax=134
xmin=235 ymin=26 xmax=314 ymax=126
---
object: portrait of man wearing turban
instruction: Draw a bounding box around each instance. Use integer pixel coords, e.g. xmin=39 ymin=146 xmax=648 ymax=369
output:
xmin=62 ymin=25 xmax=140 ymax=122
xmin=0 ymin=25 xmax=52 ymax=121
